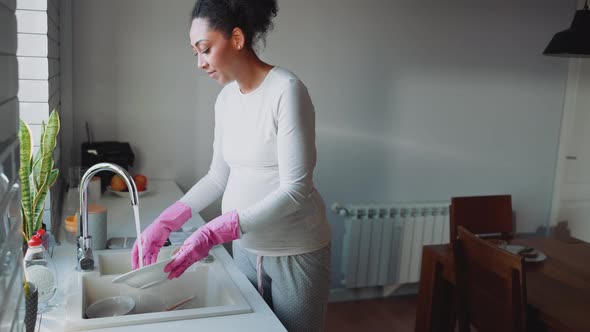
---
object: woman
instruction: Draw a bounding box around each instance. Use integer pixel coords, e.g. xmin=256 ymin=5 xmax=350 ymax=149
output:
xmin=132 ymin=0 xmax=331 ymax=330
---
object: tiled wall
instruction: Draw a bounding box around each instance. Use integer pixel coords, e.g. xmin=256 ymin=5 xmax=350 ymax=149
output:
xmin=0 ymin=0 xmax=26 ymax=330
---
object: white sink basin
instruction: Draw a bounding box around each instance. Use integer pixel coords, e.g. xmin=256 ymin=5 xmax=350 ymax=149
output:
xmin=64 ymin=248 xmax=252 ymax=331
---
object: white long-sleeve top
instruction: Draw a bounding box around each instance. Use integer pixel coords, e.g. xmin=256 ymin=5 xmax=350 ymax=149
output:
xmin=180 ymin=67 xmax=331 ymax=256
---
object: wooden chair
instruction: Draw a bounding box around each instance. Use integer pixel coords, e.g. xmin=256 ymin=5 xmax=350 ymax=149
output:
xmin=450 ymin=195 xmax=513 ymax=242
xmin=453 ymin=226 xmax=527 ymax=332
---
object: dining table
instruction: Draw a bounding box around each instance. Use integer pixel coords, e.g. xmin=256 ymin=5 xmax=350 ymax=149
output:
xmin=415 ymin=236 xmax=590 ymax=332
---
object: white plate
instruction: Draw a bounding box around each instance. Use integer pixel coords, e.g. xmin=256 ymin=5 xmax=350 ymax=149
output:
xmin=112 ymin=258 xmax=174 ymax=289
xmin=499 ymin=244 xmax=547 ymax=263
xmin=86 ymin=295 xmax=135 ymax=318
xmin=107 ymin=186 xmax=151 ymax=198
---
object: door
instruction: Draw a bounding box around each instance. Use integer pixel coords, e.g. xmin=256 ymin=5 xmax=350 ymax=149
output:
xmin=553 ymin=59 xmax=590 ymax=242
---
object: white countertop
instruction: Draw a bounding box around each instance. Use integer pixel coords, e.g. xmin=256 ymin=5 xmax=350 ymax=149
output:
xmin=39 ymin=180 xmax=286 ymax=331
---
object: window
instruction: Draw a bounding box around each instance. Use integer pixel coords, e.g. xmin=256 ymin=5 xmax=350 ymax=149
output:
xmin=15 ymin=0 xmax=62 ymax=231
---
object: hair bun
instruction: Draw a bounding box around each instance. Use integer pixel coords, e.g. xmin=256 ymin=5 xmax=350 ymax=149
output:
xmin=192 ymin=0 xmax=278 ymax=49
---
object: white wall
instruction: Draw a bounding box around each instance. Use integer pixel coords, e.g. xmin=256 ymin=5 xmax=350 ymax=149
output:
xmin=71 ymin=0 xmax=574 ymax=286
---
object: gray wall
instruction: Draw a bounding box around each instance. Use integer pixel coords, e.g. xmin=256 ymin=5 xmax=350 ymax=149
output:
xmin=71 ymin=0 xmax=574 ymax=287
xmin=71 ymin=0 xmax=202 ymax=185
xmin=0 ymin=0 xmax=25 ymax=330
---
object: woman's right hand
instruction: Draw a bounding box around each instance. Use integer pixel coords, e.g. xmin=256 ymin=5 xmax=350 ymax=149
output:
xmin=131 ymin=221 xmax=172 ymax=269
xmin=131 ymin=201 xmax=192 ymax=270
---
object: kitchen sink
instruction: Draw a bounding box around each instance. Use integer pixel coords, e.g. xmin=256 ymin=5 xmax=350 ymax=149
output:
xmin=64 ymin=248 xmax=252 ymax=331
xmin=95 ymin=246 xmax=174 ymax=276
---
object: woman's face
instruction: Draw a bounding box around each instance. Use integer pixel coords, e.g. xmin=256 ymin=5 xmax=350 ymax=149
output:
xmin=189 ymin=18 xmax=238 ymax=85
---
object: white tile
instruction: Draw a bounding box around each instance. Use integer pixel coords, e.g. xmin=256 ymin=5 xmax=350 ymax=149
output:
xmin=16 ymin=0 xmax=45 ymax=11
xmin=20 ymin=102 xmax=49 ymax=124
xmin=29 ymin=124 xmax=42 ymax=146
xmin=17 ymin=56 xmax=48 ymax=79
xmin=16 ymin=9 xmax=47 ymax=34
xmin=17 ymin=33 xmax=47 ymax=57
xmin=0 ymin=6 xmax=17 ymax=54
xmin=0 ymin=56 xmax=18 ymax=104
xmin=18 ymin=79 xmax=49 ymax=102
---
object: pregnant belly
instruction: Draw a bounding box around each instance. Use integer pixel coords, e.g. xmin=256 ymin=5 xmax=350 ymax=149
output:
xmin=222 ymin=167 xmax=279 ymax=212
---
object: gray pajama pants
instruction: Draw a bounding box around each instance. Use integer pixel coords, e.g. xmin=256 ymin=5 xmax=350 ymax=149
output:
xmin=232 ymin=241 xmax=331 ymax=332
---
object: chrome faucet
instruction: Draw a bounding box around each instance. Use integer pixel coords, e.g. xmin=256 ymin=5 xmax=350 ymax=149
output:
xmin=77 ymin=163 xmax=139 ymax=271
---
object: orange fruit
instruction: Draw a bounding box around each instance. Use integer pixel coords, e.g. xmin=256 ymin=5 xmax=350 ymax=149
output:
xmin=110 ymin=175 xmax=127 ymax=191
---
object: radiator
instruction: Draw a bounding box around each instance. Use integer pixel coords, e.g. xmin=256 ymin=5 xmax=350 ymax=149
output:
xmin=333 ymin=202 xmax=450 ymax=288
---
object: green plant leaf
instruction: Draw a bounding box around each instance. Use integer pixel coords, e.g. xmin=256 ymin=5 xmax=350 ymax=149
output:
xmin=33 ymin=197 xmax=46 ymax=233
xmin=24 ymin=281 xmax=30 ymax=298
xmin=18 ymin=120 xmax=33 ymax=239
xmin=38 ymin=115 xmax=57 ymax=191
xmin=20 ymin=206 xmax=29 ymax=241
xmin=32 ymin=110 xmax=60 ymax=231
xmin=33 ymin=168 xmax=59 ymax=228
xmin=48 ymin=169 xmax=59 ymax=187
xmin=32 ymin=160 xmax=53 ymax=231
xmin=32 ymin=122 xmax=45 ymax=190
xmin=19 ymin=110 xmax=61 ymax=238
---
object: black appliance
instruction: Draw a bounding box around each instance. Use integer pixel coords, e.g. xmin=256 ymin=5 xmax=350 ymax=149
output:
xmin=81 ymin=141 xmax=135 ymax=190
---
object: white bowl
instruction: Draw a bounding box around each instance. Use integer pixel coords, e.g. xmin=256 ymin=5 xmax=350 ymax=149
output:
xmin=111 ymin=258 xmax=174 ymax=289
xmin=86 ymin=296 xmax=135 ymax=318
xmin=498 ymin=244 xmax=547 ymax=263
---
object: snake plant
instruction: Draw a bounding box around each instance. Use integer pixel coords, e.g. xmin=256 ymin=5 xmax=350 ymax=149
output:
xmin=19 ymin=109 xmax=60 ymax=240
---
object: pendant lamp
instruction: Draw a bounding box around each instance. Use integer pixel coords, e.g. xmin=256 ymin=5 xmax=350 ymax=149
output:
xmin=543 ymin=0 xmax=590 ymax=57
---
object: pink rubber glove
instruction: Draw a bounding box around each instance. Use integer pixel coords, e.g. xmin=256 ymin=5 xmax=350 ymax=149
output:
xmin=164 ymin=210 xmax=240 ymax=279
xmin=131 ymin=201 xmax=192 ymax=270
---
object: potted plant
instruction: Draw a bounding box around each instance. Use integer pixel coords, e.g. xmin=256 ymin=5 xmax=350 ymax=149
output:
xmin=19 ymin=109 xmax=60 ymax=241
xmin=23 ymin=268 xmax=38 ymax=332
xmin=18 ymin=109 xmax=60 ymax=327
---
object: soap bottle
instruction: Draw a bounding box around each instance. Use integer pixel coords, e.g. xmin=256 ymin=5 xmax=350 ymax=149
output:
xmin=24 ymin=229 xmax=58 ymax=312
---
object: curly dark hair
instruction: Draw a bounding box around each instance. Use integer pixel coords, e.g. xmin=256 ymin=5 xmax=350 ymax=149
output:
xmin=191 ymin=0 xmax=278 ymax=49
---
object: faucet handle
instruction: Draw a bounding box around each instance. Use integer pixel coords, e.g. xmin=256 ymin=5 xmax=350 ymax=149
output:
xmin=79 ymin=253 xmax=94 ymax=271
xmin=77 ymin=236 xmax=95 ymax=271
